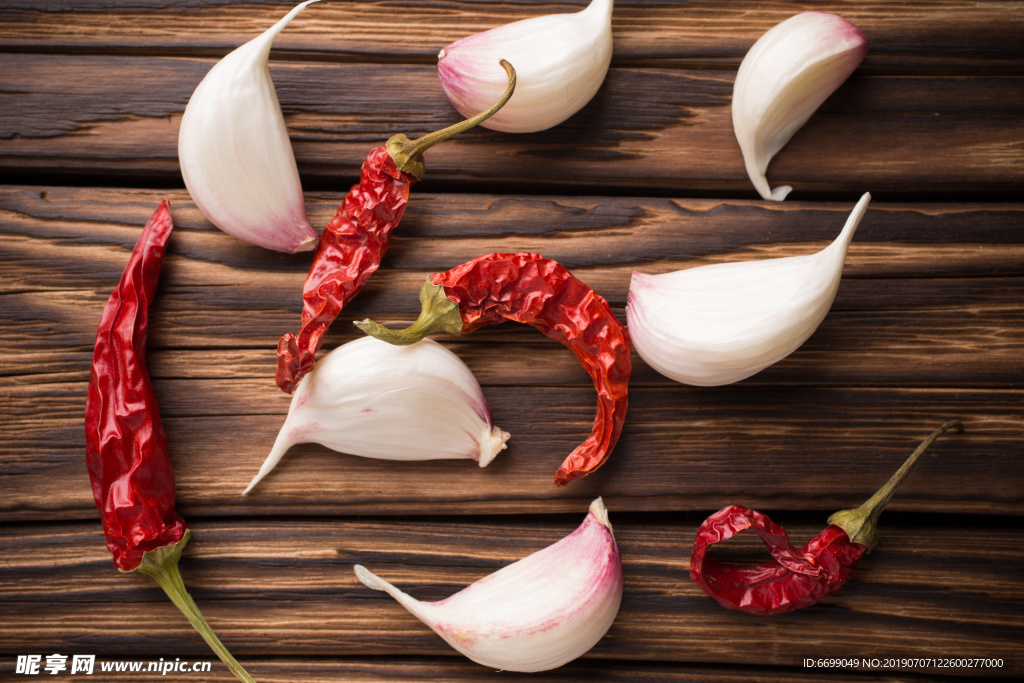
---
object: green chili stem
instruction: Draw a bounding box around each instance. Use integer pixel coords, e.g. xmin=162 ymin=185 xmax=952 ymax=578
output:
xmin=828 ymin=419 xmax=963 ymax=550
xmin=355 ymin=279 xmax=463 ymax=345
xmin=133 ymin=531 xmax=256 ymax=683
xmin=386 ymin=60 xmax=516 ymax=179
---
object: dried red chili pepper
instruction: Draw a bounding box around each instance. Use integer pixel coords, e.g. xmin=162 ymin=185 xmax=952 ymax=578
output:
xmin=275 ymin=61 xmax=517 ymax=394
xmin=85 ymin=201 xmax=255 ymax=683
xmin=689 ymin=419 xmax=963 ymax=615
xmin=356 ymin=252 xmax=632 ymax=486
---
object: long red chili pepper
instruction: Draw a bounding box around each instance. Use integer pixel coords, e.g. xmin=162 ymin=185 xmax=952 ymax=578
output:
xmin=84 ymin=201 xmax=256 ymax=683
xmin=689 ymin=420 xmax=963 ymax=615
xmin=355 ymin=252 xmax=632 ymax=486
xmin=275 ymin=60 xmax=517 ymax=394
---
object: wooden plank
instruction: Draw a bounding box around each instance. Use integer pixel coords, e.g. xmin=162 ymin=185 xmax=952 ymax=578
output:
xmin=0 ymin=54 xmax=1020 ymax=196
xmin=4 ymin=187 xmax=1023 ymax=287
xmin=2 ymin=187 xmax=1022 ymax=388
xmin=0 ymin=0 xmax=1021 ymax=71
xmin=3 ymin=285 xmax=1023 ymax=390
xmin=3 ymin=298 xmax=1024 ymax=387
xmin=4 ymin=188 xmax=1024 ymax=291
xmin=1 ymin=381 xmax=1018 ymax=519
xmin=1 ymin=520 xmax=1021 ymax=675
xmin=5 ymin=187 xmax=1024 ymax=274
xmin=4 ymin=294 xmax=1021 ymax=386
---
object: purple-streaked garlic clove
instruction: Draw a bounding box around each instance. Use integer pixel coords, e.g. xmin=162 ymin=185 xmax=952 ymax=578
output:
xmin=355 ymin=497 xmax=622 ymax=672
xmin=438 ymin=0 xmax=613 ymax=133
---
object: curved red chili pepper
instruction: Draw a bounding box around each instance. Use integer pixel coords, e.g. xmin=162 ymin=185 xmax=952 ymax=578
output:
xmin=690 ymin=505 xmax=865 ymax=615
xmin=356 ymin=252 xmax=632 ymax=486
xmin=689 ymin=420 xmax=962 ymax=615
xmin=275 ymin=61 xmax=517 ymax=394
xmin=85 ymin=201 xmax=255 ymax=683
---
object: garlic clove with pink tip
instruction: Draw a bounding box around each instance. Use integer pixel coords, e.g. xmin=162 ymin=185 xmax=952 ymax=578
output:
xmin=733 ymin=12 xmax=869 ymax=201
xmin=437 ymin=0 xmax=614 ymax=133
xmin=354 ymin=497 xmax=622 ymax=672
xmin=243 ymin=336 xmax=508 ymax=494
xmin=178 ymin=1 xmax=319 ymax=253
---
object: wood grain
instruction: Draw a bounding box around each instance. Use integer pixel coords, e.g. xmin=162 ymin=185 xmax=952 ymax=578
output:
xmin=0 ymin=53 xmax=1021 ymax=196
xmin=2 ymin=519 xmax=1021 ymax=674
xmin=1 ymin=187 xmax=1020 ymax=520
xmin=1 ymin=0 xmax=1021 ymax=69
xmin=2 ymin=1 xmax=1022 ymax=680
xmin=3 ymin=380 xmax=1019 ymax=519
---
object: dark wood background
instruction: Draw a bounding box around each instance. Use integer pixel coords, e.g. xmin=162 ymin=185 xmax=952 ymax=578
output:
xmin=1 ymin=1 xmax=1022 ymax=681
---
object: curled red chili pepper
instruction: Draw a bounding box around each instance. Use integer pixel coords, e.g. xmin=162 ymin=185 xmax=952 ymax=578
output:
xmin=275 ymin=61 xmax=517 ymax=394
xmin=689 ymin=420 xmax=963 ymax=615
xmin=85 ymin=201 xmax=256 ymax=683
xmin=356 ymin=252 xmax=632 ymax=486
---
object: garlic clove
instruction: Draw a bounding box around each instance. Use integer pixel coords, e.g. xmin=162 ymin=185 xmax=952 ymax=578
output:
xmin=732 ymin=12 xmax=869 ymax=201
xmin=437 ymin=0 xmax=614 ymax=133
xmin=178 ymin=0 xmax=319 ymax=253
xmin=626 ymin=193 xmax=871 ymax=386
xmin=244 ymin=336 xmax=508 ymax=494
xmin=355 ymin=497 xmax=622 ymax=672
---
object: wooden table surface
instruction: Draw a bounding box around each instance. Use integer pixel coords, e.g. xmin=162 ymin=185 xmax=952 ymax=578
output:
xmin=2 ymin=1 xmax=1022 ymax=681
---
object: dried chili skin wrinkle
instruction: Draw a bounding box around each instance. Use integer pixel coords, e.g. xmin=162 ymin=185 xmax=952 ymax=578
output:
xmin=357 ymin=252 xmax=632 ymax=486
xmin=276 ymin=60 xmax=517 ymax=394
xmin=276 ymin=147 xmax=414 ymax=392
xmin=689 ymin=420 xmax=963 ymax=615
xmin=84 ymin=201 xmax=256 ymax=683
xmin=85 ymin=199 xmax=185 ymax=570
xmin=690 ymin=505 xmax=865 ymax=615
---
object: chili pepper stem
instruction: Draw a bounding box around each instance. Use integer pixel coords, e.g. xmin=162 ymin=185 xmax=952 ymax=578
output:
xmin=828 ymin=419 xmax=963 ymax=550
xmin=355 ymin=279 xmax=464 ymax=345
xmin=131 ymin=531 xmax=257 ymax=683
xmin=386 ymin=60 xmax=516 ymax=179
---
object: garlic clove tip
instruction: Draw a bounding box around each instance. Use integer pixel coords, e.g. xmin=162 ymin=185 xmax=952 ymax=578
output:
xmin=478 ymin=427 xmax=510 ymax=467
xmin=589 ymin=496 xmax=612 ymax=530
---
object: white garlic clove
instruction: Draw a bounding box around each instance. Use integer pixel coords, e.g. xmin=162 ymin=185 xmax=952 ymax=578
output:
xmin=355 ymin=497 xmax=622 ymax=672
xmin=178 ymin=0 xmax=319 ymax=253
xmin=626 ymin=193 xmax=871 ymax=386
xmin=437 ymin=0 xmax=614 ymax=133
xmin=732 ymin=12 xmax=869 ymax=201
xmin=244 ymin=336 xmax=508 ymax=494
